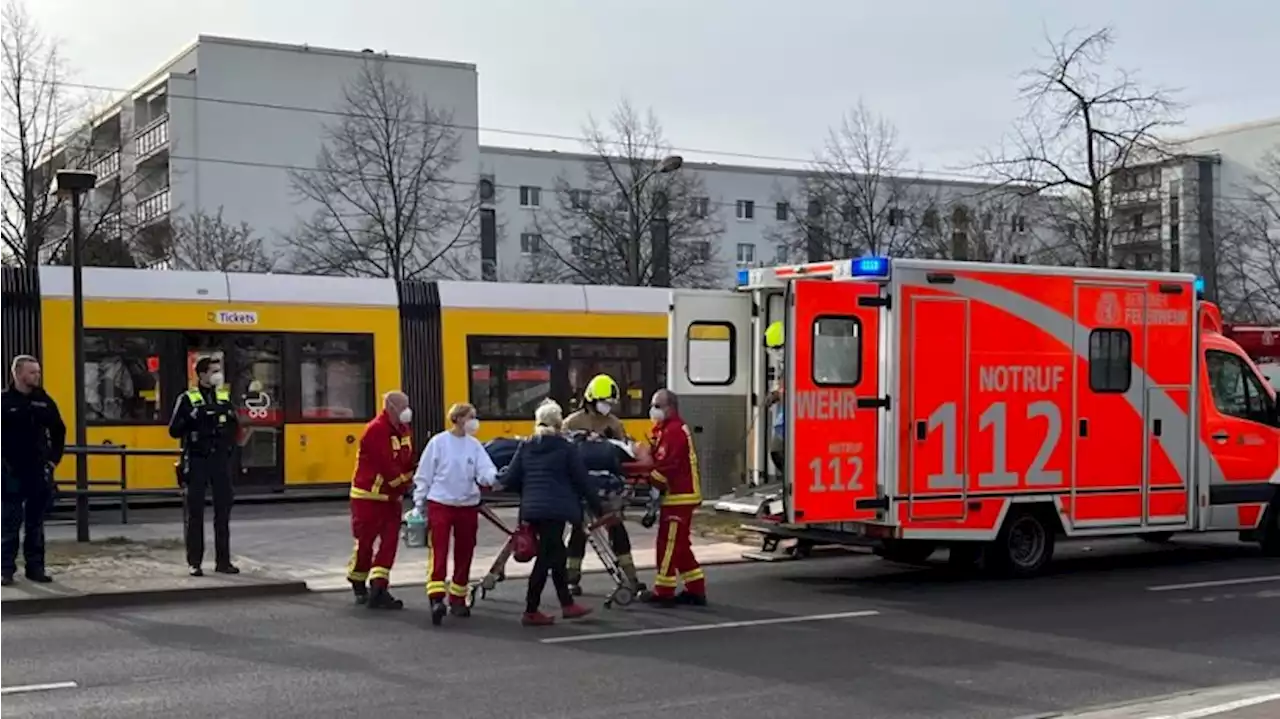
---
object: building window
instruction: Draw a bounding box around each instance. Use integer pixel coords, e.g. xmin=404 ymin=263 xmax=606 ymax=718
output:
xmin=922 ymin=209 xmax=939 ymax=232
xmin=1088 ymin=329 xmax=1131 ymax=393
xmin=519 ymin=185 xmax=541 ymax=208
xmin=297 ymin=335 xmax=375 ymax=421
xmin=1012 ymin=214 xmax=1027 ymax=233
xmin=981 ymin=212 xmax=993 ymax=231
xmin=567 ymin=341 xmax=644 ymax=418
xmin=569 ymin=189 xmax=591 ymax=210
xmin=841 ymin=203 xmax=858 ymax=223
xmin=889 ymin=208 xmax=904 ymax=227
xmin=736 ymin=200 xmax=755 ymax=220
xmin=812 ymin=317 xmax=861 ymax=386
xmin=520 ymin=232 xmax=543 ymax=255
xmin=1205 ymin=350 xmax=1275 ymax=423
xmin=685 ymin=322 xmax=735 ymax=385
xmin=570 ymin=235 xmax=586 ymax=258
xmin=736 ymin=243 xmax=755 ymax=265
xmin=468 ymin=339 xmax=552 ymax=419
xmin=775 ymin=202 xmax=789 ymax=221
xmin=691 ymin=197 xmax=710 ymax=218
xmin=774 ymin=244 xmax=788 ymax=263
xmin=691 ymin=241 xmax=711 ymax=261
xmin=83 ymin=332 xmax=164 ymax=424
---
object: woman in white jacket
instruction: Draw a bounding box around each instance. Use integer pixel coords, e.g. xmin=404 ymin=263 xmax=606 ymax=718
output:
xmin=413 ymin=402 xmax=499 ymax=626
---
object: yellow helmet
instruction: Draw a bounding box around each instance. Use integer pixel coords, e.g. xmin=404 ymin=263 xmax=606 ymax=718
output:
xmin=584 ymin=374 xmax=620 ymax=403
xmin=765 ymin=320 xmax=785 ymax=349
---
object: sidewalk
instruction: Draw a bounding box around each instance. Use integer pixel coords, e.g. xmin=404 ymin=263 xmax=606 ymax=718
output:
xmin=2 ymin=503 xmax=751 ymax=612
xmin=1042 ymin=680 xmax=1280 ymax=719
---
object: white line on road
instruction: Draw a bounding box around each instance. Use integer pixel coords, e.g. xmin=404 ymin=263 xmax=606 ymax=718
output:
xmin=1152 ymin=692 xmax=1280 ymax=719
xmin=540 ymin=610 xmax=881 ymax=645
xmin=1146 ymin=575 xmax=1280 ymax=592
xmin=0 ymin=681 xmax=79 ymax=696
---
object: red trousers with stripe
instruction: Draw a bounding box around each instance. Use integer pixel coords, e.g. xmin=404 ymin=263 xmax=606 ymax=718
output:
xmin=348 ymin=498 xmax=402 ymax=589
xmin=426 ymin=501 xmax=480 ymax=605
xmin=652 ymin=505 xmax=705 ymax=598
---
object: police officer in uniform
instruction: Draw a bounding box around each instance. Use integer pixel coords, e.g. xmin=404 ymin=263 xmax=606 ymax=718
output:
xmin=2 ymin=355 xmax=66 ymax=586
xmin=168 ymin=356 xmax=240 ymax=577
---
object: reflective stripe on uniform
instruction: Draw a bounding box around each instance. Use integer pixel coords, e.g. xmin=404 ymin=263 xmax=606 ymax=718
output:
xmin=681 ymin=568 xmax=705 ymax=583
xmin=662 ymin=493 xmax=701 ymax=507
xmin=426 ymin=580 xmax=447 ymax=595
xmin=186 ymin=388 xmax=232 ymax=406
xmin=369 ymin=567 xmax=390 ymax=581
xmin=388 ymin=472 xmax=411 ymax=487
xmin=349 ymin=487 xmax=389 ymax=501
xmin=346 ymin=539 xmax=367 ymax=582
xmin=370 ymin=475 xmax=384 ymax=496
xmin=448 ymin=582 xmax=469 ymax=598
xmin=657 ymin=518 xmax=679 ymax=583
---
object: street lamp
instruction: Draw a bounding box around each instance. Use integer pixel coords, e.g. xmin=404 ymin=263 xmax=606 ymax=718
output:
xmin=56 ymin=169 xmax=97 ymax=543
xmin=629 ymin=155 xmax=684 ymax=284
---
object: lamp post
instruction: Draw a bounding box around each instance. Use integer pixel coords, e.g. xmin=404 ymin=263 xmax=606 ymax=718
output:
xmin=56 ymin=169 xmax=97 ymax=542
xmin=628 ymin=155 xmax=683 ymax=284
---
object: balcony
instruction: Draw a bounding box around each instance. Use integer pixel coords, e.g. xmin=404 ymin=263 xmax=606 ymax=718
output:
xmin=136 ymin=188 xmax=171 ymax=225
xmin=1115 ymin=226 xmax=1162 ymax=248
xmin=134 ymin=115 xmax=170 ymax=163
xmin=97 ymin=212 xmax=122 ymax=239
xmin=91 ymin=149 xmax=121 ymax=180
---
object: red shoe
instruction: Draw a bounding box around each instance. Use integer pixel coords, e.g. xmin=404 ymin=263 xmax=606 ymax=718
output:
xmin=562 ymin=603 xmax=593 ymax=620
xmin=522 ymin=611 xmax=556 ymax=626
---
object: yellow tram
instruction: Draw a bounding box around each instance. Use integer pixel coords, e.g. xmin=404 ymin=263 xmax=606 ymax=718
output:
xmin=1 ymin=266 xmax=674 ymax=496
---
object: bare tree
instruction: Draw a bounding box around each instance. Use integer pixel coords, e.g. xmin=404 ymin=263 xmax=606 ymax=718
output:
xmin=285 ymin=59 xmax=479 ymax=281
xmin=769 ymin=101 xmax=933 ymax=262
xmin=163 ymin=208 xmax=279 ymax=272
xmin=978 ymin=28 xmax=1181 ymax=267
xmin=1214 ymin=146 xmax=1280 ymax=323
xmin=522 ymin=100 xmax=725 ymax=288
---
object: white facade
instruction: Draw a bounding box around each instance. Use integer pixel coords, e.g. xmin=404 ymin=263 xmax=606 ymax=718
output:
xmin=49 ymin=35 xmax=1063 ymax=286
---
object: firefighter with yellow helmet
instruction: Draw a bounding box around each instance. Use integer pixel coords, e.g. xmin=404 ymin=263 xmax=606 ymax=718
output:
xmin=765 ymin=321 xmax=786 ymax=472
xmin=563 ymin=374 xmax=642 ymax=595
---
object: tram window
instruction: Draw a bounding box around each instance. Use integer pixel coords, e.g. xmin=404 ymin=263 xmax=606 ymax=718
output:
xmin=655 ymin=341 xmax=668 ymax=389
xmin=812 ymin=316 xmax=861 ymax=386
xmin=83 ymin=332 xmax=163 ymax=424
xmin=568 ymin=340 xmax=644 ymax=417
xmin=468 ymin=338 xmax=552 ymax=419
xmin=297 ymin=335 xmax=375 ymax=421
xmin=686 ymin=322 xmax=735 ymax=385
xmin=1088 ymin=329 xmax=1131 ymax=393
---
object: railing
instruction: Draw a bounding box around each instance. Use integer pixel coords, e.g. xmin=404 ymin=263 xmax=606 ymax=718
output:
xmin=134 ymin=115 xmax=170 ymax=159
xmin=57 ymin=445 xmax=183 ymax=541
xmin=136 ymin=188 xmax=171 ymax=224
xmin=91 ymin=149 xmax=121 ymax=179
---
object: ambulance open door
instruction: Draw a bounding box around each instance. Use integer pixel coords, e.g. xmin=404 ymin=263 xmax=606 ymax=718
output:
xmin=668 ymin=289 xmax=753 ymax=500
xmin=786 ymin=279 xmax=884 ymax=524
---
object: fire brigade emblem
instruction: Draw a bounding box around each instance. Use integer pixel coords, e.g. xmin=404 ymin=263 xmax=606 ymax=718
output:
xmin=1096 ymin=292 xmax=1121 ymax=326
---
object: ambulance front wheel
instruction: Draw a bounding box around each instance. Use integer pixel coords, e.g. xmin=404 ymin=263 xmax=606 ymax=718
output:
xmin=986 ymin=509 xmax=1056 ymax=578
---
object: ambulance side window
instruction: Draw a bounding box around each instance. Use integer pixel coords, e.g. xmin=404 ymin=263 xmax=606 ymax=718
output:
xmin=686 ymin=322 xmax=735 ymax=385
xmin=812 ymin=316 xmax=861 ymax=386
xmin=1206 ymin=350 xmax=1275 ymax=424
xmin=1088 ymin=328 xmax=1131 ymax=393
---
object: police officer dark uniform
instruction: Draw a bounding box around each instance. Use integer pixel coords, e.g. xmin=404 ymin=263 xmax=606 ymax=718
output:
xmin=168 ymin=356 xmax=241 ymax=577
xmin=1 ymin=355 xmax=66 ymax=586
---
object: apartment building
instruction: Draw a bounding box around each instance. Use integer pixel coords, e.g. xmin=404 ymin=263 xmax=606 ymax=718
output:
xmin=40 ymin=35 xmax=1060 ymax=286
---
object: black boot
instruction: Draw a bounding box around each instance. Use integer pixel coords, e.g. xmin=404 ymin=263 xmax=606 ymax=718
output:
xmin=449 ymin=603 xmax=471 ymax=618
xmin=350 ymin=580 xmax=368 ymax=605
xmin=25 ymin=571 xmax=53 ymax=583
xmin=1 ymin=574 xmax=13 ymax=586
xmin=676 ymin=591 xmax=707 ymax=607
xmin=430 ymin=599 xmax=447 ymax=626
xmin=214 ymin=564 xmax=240 ymax=575
xmin=366 ymin=586 xmax=403 ymax=610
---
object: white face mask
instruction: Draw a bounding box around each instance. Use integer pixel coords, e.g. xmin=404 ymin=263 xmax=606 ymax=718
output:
xmin=398 ymin=407 xmax=413 ymax=424
xmin=464 ymin=418 xmax=480 ymax=435
xmin=649 ymin=406 xmax=665 ymax=423
xmin=595 ymin=401 xmax=612 ymax=416
xmin=208 ymin=372 xmax=225 ymax=387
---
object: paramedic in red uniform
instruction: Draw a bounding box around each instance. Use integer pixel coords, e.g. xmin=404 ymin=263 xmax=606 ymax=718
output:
xmin=348 ymin=391 xmax=417 ymax=610
xmin=413 ymin=402 xmax=500 ymax=626
xmin=644 ymin=389 xmax=707 ymax=607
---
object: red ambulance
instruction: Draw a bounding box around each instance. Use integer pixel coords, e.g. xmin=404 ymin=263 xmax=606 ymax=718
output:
xmin=677 ymin=257 xmax=1280 ymax=576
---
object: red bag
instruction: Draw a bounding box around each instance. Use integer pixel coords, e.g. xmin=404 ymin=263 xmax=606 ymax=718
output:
xmin=511 ymin=523 xmax=538 ymax=563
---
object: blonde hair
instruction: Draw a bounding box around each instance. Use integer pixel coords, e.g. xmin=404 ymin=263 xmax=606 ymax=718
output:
xmin=447 ymin=402 xmax=476 ymax=424
xmin=533 ymin=399 xmax=563 ymax=436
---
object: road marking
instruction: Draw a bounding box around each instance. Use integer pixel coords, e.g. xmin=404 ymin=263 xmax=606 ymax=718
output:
xmin=0 ymin=681 xmax=79 ymax=696
xmin=540 ymin=609 xmax=880 ymax=645
xmin=1152 ymin=692 xmax=1280 ymax=719
xmin=1146 ymin=575 xmax=1280 ymax=592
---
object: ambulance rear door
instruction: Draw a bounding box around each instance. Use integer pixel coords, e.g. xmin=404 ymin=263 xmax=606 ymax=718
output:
xmin=787 ymin=278 xmax=885 ymax=524
xmin=668 ymin=289 xmax=753 ymax=500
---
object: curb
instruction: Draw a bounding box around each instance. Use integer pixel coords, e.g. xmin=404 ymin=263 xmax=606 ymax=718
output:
xmin=1 ymin=580 xmax=310 ymax=617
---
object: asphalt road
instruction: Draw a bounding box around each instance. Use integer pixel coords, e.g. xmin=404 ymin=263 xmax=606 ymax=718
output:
xmin=2 ymin=536 xmax=1277 ymax=719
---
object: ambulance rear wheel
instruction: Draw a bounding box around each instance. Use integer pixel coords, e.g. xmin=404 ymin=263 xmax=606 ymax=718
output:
xmin=987 ymin=510 xmax=1055 ymax=578
xmin=876 ymin=540 xmax=936 ymax=566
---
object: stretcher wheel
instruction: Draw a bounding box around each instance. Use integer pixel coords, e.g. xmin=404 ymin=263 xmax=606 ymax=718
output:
xmin=610 ymin=585 xmax=635 ymax=607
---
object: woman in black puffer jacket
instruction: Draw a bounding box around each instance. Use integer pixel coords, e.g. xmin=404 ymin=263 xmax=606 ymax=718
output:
xmin=501 ymin=399 xmax=603 ymax=626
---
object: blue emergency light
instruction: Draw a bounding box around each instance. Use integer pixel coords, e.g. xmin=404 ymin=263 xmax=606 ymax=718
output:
xmin=1194 ymin=275 xmax=1205 ymax=297
xmin=851 ymin=256 xmax=891 ymax=279
xmin=736 ymin=268 xmax=750 ymax=286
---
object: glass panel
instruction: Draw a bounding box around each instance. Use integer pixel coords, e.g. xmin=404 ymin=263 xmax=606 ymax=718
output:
xmin=298 ymin=336 xmax=374 ymax=421
xmin=84 ymin=333 xmax=163 ymax=423
xmin=568 ymin=340 xmax=644 ymax=417
xmin=812 ymin=317 xmax=861 ymax=386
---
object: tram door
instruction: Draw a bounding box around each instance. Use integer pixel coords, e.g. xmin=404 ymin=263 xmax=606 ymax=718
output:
xmin=185 ymin=333 xmax=286 ymax=492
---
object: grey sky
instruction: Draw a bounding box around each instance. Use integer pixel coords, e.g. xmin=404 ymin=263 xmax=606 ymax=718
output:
xmin=30 ymin=0 xmax=1280 ymax=174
